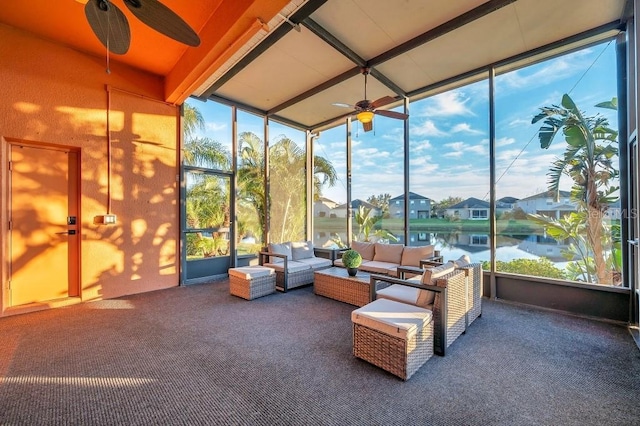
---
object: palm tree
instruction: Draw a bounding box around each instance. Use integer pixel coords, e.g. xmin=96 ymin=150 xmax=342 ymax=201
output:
xmin=532 ymin=94 xmax=619 ymax=284
xmin=183 ymin=102 xmax=205 ymax=140
xmin=237 ymin=132 xmax=338 ymax=243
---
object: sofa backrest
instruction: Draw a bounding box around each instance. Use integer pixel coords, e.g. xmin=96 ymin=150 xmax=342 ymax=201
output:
xmin=373 ymin=243 xmax=403 ymax=264
xmin=351 ymin=241 xmax=375 ymax=261
xmin=400 ymin=245 xmax=434 ymax=266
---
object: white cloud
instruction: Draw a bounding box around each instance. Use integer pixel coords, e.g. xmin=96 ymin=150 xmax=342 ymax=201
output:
xmin=496 ymin=137 xmax=516 ymax=147
xmin=411 ymin=120 xmax=447 ymax=137
xmin=420 ymin=91 xmax=473 ymax=117
xmin=205 ymin=122 xmax=226 ymax=132
xmin=444 ymin=141 xmax=464 ymax=150
xmin=412 ymin=140 xmax=432 ymax=150
xmin=451 ymin=122 xmax=483 ymax=135
xmin=443 ymin=151 xmax=464 ymax=158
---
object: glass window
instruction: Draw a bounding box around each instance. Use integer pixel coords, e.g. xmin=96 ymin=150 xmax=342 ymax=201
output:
xmin=351 ymin=113 xmax=405 ymax=244
xmin=495 ymin=41 xmax=620 ymax=285
xmin=312 ymin=125 xmax=345 ymax=248
xmin=269 ymin=121 xmax=306 ymax=243
xmin=183 ymin=98 xmax=232 ymax=171
xmin=236 ymin=110 xmax=265 ymax=255
xmin=409 ymin=79 xmax=490 ymax=262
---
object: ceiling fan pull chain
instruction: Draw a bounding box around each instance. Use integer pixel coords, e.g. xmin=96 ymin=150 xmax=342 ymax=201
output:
xmin=106 ymin=0 xmax=111 ymax=74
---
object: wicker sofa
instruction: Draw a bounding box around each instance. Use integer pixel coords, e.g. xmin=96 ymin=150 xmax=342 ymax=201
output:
xmin=259 ymin=241 xmax=332 ymax=292
xmin=334 ymin=241 xmax=442 ymax=277
xmin=368 ymin=263 xmax=467 ymax=356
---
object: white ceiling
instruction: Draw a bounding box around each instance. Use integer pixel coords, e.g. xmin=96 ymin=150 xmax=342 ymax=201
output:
xmin=194 ymin=0 xmax=629 ymax=131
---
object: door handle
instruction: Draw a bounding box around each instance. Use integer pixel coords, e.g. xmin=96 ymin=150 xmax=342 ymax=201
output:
xmin=628 ymin=238 xmax=639 ymax=246
xmin=56 ymin=230 xmax=76 ymax=235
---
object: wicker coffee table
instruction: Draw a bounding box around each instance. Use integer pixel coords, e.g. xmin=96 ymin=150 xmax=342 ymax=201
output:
xmin=314 ymin=267 xmax=372 ymax=307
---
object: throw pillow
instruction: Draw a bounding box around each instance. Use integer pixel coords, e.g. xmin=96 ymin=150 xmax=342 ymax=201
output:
xmin=400 ymin=245 xmax=434 ymax=266
xmin=453 ymin=254 xmax=471 ymax=268
xmin=351 ymin=241 xmax=375 ymax=261
xmin=291 ymin=241 xmax=314 ymax=260
xmin=373 ymin=243 xmax=403 ymax=264
xmin=421 ymin=262 xmax=455 ymax=286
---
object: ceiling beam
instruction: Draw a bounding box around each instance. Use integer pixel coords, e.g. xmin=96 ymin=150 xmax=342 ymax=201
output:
xmin=267 ymin=67 xmax=362 ymax=115
xmin=368 ymin=0 xmax=518 ymax=67
xmin=265 ymin=0 xmax=516 ymax=118
xmin=300 ymin=18 xmax=407 ymax=97
xmin=201 ymin=0 xmax=328 ymax=99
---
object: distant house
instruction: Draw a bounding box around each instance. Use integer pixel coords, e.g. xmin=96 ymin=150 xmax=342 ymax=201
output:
xmin=389 ymin=192 xmax=432 ymax=219
xmin=332 ymin=199 xmax=381 ymax=219
xmin=313 ymin=197 xmax=339 ymax=217
xmin=515 ymin=190 xmax=576 ymax=219
xmin=445 ymin=197 xmax=489 ymax=220
xmin=497 ymin=196 xmax=519 ymax=209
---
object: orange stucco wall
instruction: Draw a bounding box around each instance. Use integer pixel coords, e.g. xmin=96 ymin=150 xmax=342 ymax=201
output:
xmin=0 ymin=24 xmax=180 ymax=314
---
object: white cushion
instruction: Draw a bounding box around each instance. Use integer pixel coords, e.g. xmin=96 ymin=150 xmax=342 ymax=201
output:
xmin=376 ymin=284 xmax=420 ymax=305
xmin=264 ymin=260 xmax=311 ymax=273
xmin=373 ymin=243 xmax=403 ymax=264
xmin=268 ymin=242 xmax=292 ymax=263
xmin=351 ymin=241 xmax=375 ymax=261
xmin=400 ymin=245 xmax=434 ymax=266
xmin=296 ymin=257 xmax=332 ymax=269
xmin=352 ymin=298 xmax=432 ymax=341
xmin=291 ymin=241 xmax=314 ymax=260
xmin=228 ymin=266 xmax=274 ymax=280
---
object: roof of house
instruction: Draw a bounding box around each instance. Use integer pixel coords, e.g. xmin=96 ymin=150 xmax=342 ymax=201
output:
xmin=334 ymin=199 xmax=379 ymax=210
xmin=517 ymin=190 xmax=572 ymax=202
xmin=447 ymin=197 xmax=490 ymax=210
xmin=498 ymin=196 xmax=519 ymax=204
xmin=389 ymin=191 xmax=431 ymax=201
xmin=316 ymin=196 xmax=338 ymax=205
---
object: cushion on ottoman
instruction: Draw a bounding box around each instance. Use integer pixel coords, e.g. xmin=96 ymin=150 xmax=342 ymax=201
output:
xmin=228 ymin=266 xmax=274 ymax=280
xmin=352 ymin=298 xmax=432 ymax=340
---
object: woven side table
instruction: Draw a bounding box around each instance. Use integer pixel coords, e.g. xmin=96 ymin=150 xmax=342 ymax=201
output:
xmin=228 ymin=266 xmax=276 ymax=300
xmin=352 ymin=298 xmax=433 ymax=380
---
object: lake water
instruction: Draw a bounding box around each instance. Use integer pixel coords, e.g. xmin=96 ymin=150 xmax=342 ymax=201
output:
xmin=314 ymin=230 xmax=569 ymax=267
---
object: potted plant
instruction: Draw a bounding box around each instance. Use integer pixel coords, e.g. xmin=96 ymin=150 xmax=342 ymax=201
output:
xmin=342 ymin=249 xmax=362 ymax=276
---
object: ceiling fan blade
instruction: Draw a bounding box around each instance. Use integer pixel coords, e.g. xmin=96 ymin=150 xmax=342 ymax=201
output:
xmin=362 ymin=120 xmax=373 ymax=132
xmin=124 ymin=0 xmax=201 ymax=47
xmin=374 ymin=109 xmax=409 ymax=120
xmin=85 ymin=0 xmax=131 ymax=55
xmin=370 ymin=96 xmax=396 ymax=109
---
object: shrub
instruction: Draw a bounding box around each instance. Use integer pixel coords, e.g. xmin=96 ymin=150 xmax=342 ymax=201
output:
xmin=482 ymin=258 xmax=566 ymax=280
xmin=342 ymin=249 xmax=362 ymax=268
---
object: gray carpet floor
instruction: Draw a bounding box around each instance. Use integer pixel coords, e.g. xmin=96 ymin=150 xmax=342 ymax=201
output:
xmin=1 ymin=280 xmax=639 ymax=426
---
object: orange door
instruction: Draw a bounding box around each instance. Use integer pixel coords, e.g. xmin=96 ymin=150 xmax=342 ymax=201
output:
xmin=9 ymin=144 xmax=79 ymax=306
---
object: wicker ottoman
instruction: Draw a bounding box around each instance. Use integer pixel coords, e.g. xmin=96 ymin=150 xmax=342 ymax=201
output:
xmin=352 ymin=298 xmax=433 ymax=380
xmin=228 ymin=266 xmax=276 ymax=300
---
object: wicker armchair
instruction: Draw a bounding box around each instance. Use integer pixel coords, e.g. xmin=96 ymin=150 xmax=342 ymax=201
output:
xmin=421 ymin=259 xmax=483 ymax=328
xmin=369 ymin=268 xmax=467 ymax=356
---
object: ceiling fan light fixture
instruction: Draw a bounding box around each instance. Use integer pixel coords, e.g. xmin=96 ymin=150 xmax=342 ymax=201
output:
xmin=357 ymin=110 xmax=374 ymax=124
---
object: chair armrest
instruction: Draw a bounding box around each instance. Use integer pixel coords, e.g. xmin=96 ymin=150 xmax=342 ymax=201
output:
xmin=259 ymin=251 xmax=288 ymax=269
xmin=397 ymin=265 xmax=423 ymax=279
xmin=420 ymin=257 xmax=444 ymax=269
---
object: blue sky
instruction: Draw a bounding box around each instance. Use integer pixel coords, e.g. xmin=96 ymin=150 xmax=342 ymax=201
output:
xmin=187 ymin=39 xmax=619 ymax=206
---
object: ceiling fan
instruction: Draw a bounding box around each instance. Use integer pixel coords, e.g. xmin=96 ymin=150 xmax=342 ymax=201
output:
xmin=333 ymin=68 xmax=408 ymax=132
xmin=84 ymin=0 xmax=201 ymax=55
